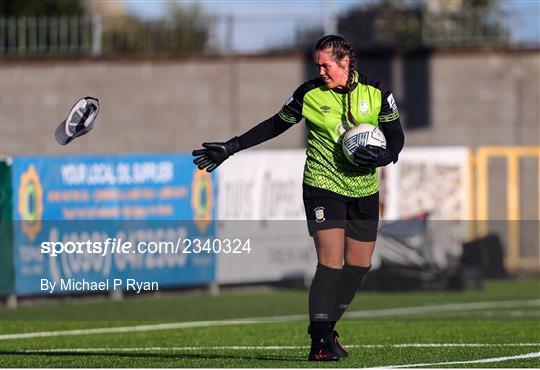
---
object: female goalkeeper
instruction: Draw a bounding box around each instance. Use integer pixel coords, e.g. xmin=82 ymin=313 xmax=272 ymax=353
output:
xmin=193 ymin=34 xmax=404 ymax=362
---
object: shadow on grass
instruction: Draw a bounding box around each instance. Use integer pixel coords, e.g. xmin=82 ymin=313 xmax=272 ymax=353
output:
xmin=0 ymin=350 xmax=307 ymax=363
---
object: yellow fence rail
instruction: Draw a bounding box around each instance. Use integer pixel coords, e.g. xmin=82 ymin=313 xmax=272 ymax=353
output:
xmin=473 ymin=146 xmax=540 ymax=272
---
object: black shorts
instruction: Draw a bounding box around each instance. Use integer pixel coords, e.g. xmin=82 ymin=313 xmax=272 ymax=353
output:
xmin=303 ymin=183 xmax=379 ymax=242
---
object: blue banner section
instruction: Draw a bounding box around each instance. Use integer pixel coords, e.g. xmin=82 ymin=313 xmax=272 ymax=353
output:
xmin=11 ymin=154 xmax=216 ymax=295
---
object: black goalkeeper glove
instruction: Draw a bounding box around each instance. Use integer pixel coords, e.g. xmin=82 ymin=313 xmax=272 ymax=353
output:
xmin=353 ymin=145 xmax=394 ymax=169
xmin=192 ymin=137 xmax=241 ymax=172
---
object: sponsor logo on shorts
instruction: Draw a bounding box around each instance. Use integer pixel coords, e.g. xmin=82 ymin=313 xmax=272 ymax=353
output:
xmin=314 ymin=313 xmax=328 ymax=320
xmin=314 ymin=206 xmax=325 ymax=223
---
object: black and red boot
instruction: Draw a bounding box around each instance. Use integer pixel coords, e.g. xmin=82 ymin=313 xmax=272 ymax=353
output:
xmin=328 ymin=330 xmax=349 ymax=358
xmin=308 ymin=336 xmax=340 ymax=361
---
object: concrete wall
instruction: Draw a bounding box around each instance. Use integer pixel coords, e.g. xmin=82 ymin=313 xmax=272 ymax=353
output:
xmin=0 ymin=55 xmax=305 ymax=156
xmin=404 ymin=49 xmax=540 ymax=147
xmin=1 ymin=49 xmax=538 ymax=157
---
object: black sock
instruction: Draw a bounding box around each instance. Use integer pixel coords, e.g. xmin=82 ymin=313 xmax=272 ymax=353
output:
xmin=332 ymin=264 xmax=370 ymax=323
xmin=308 ymin=263 xmax=341 ymax=339
xmin=329 ymin=320 xmax=336 ymax=331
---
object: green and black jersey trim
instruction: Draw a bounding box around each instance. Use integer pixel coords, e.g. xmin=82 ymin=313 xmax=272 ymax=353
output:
xmin=379 ymin=111 xmax=400 ymax=122
xmin=277 ymin=74 xmax=398 ymax=198
xmin=277 ymin=111 xmax=297 ymax=124
xmin=278 ymin=78 xmax=326 ymax=124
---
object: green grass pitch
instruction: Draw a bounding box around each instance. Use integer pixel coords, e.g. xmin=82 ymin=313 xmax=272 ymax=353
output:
xmin=0 ymin=279 xmax=539 ymax=368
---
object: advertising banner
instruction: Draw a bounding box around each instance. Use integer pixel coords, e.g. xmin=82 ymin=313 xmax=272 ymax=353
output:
xmin=216 ymin=150 xmax=317 ymax=284
xmin=11 ymin=154 xmax=216 ymax=295
xmin=383 ymin=147 xmax=471 ymax=221
xmin=381 ymin=147 xmax=472 ymax=268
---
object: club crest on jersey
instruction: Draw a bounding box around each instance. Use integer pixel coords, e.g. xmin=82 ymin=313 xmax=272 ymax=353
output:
xmin=359 ymin=101 xmax=370 ymax=115
xmin=320 ymin=105 xmax=331 ymax=113
xmin=314 ymin=206 xmax=325 ymax=223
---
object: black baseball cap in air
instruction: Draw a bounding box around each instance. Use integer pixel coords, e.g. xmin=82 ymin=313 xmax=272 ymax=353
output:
xmin=55 ymin=97 xmax=100 ymax=145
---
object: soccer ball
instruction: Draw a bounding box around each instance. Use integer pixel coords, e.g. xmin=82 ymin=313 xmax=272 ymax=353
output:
xmin=342 ymin=124 xmax=386 ymax=165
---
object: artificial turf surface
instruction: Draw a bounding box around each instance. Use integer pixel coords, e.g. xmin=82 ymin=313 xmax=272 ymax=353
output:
xmin=0 ymin=279 xmax=539 ymax=367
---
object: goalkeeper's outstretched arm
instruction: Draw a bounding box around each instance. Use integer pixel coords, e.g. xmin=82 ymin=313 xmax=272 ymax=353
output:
xmin=192 ymin=114 xmax=295 ymax=172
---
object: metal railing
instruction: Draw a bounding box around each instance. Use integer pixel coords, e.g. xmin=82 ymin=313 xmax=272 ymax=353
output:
xmin=0 ymin=10 xmax=537 ymax=57
xmin=0 ymin=15 xmax=101 ymax=56
xmin=421 ymin=9 xmax=512 ymax=46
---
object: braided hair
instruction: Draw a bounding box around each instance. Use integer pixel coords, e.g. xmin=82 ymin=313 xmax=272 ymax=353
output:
xmin=314 ymin=35 xmax=357 ymax=125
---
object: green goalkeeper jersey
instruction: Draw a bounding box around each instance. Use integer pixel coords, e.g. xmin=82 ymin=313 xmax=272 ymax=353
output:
xmin=278 ymin=72 xmax=399 ymax=197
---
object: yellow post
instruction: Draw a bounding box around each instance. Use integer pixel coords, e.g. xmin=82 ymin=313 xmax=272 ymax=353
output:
xmin=506 ymin=153 xmax=520 ymax=271
xmin=473 ymin=146 xmax=540 ymax=273
xmin=467 ymin=151 xmax=476 ymax=240
xmin=475 ymin=149 xmax=489 ymax=237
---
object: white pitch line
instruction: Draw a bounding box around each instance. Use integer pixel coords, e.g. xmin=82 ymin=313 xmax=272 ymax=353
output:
xmin=0 ymin=320 xmax=265 ymax=340
xmin=378 ymin=351 xmax=540 ymax=368
xmin=1 ymin=298 xmax=538 ymax=340
xmin=420 ymin=310 xmax=540 ymax=318
xmin=6 ymin=343 xmax=540 ymax=353
xmin=345 ymin=298 xmax=540 ymax=318
xmin=387 ymin=343 xmax=540 ymax=348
